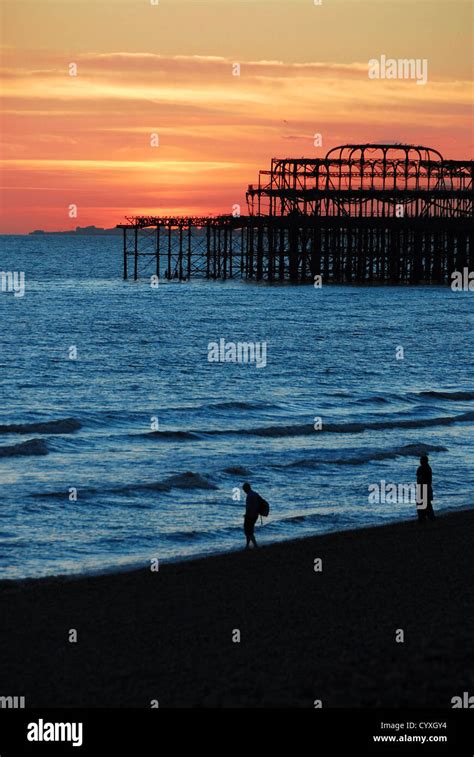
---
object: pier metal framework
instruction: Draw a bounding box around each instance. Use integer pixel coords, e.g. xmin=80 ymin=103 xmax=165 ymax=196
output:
xmin=118 ymin=144 xmax=472 ymax=284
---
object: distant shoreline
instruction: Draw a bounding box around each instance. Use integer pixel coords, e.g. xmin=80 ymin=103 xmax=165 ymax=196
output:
xmin=0 ymin=230 xmax=121 ymax=236
xmin=28 ymin=228 xmax=122 ymax=236
xmin=1 ymin=508 xmax=473 ymax=707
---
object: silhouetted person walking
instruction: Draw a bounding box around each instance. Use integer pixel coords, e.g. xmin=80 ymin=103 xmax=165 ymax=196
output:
xmin=416 ymin=454 xmax=435 ymax=522
xmin=242 ymin=482 xmax=260 ymax=549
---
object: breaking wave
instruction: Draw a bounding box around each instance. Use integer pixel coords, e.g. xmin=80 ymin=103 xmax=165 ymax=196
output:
xmin=136 ymin=430 xmax=200 ymax=441
xmin=286 ymin=443 xmax=448 ymax=469
xmin=0 ymin=438 xmax=49 ymax=457
xmin=223 ymin=466 xmax=253 ymax=476
xmin=112 ymin=471 xmax=218 ymax=494
xmin=135 ymin=411 xmax=474 ymax=442
xmin=417 ymin=391 xmax=474 ymax=401
xmin=230 ymin=411 xmax=474 ymax=438
xmin=0 ymin=418 xmax=81 ymax=434
xmin=31 ymin=472 xmax=218 ymax=500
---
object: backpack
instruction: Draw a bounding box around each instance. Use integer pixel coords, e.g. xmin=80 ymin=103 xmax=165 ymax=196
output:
xmin=258 ymin=495 xmax=270 ymax=517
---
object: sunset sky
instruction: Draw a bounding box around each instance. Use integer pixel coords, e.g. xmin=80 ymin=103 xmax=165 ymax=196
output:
xmin=1 ymin=0 xmax=472 ymax=233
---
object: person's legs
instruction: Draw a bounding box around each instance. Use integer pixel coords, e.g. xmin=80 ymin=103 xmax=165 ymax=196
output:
xmin=417 ymin=483 xmax=429 ymax=522
xmin=417 ymin=507 xmax=426 ymax=522
xmin=244 ymin=517 xmax=252 ymax=548
xmin=250 ymin=517 xmax=258 ymax=547
xmin=244 ymin=517 xmax=258 ymax=548
xmin=426 ymin=501 xmax=435 ymax=520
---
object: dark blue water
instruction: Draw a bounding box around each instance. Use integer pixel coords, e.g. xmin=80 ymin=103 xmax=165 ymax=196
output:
xmin=0 ymin=235 xmax=473 ymax=578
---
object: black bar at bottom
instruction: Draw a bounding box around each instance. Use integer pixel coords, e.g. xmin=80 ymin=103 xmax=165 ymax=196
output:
xmin=0 ymin=708 xmax=472 ymax=755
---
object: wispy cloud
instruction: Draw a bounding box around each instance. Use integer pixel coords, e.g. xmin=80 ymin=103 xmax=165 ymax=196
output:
xmin=1 ymin=49 xmax=472 ymax=232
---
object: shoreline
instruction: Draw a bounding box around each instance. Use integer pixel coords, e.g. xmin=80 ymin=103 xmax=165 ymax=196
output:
xmin=1 ymin=504 xmax=472 ymax=586
xmin=1 ymin=508 xmax=473 ymax=707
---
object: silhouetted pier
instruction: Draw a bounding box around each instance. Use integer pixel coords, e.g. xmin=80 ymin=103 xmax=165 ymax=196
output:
xmin=118 ymin=144 xmax=472 ymax=284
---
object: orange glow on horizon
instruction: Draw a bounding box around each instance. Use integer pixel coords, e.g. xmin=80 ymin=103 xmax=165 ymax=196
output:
xmin=1 ymin=1 xmax=472 ymax=233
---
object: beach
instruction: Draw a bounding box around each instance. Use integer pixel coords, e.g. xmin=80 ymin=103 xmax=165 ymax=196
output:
xmin=1 ymin=509 xmax=472 ymax=708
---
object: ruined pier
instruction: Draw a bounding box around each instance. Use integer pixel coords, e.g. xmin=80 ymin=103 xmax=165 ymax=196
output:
xmin=118 ymin=144 xmax=472 ymax=284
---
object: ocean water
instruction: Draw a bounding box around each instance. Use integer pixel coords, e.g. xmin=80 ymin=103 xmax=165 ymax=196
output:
xmin=0 ymin=234 xmax=473 ymax=579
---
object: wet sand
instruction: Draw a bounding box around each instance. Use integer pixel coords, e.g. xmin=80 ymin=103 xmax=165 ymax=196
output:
xmin=1 ymin=509 xmax=473 ymax=707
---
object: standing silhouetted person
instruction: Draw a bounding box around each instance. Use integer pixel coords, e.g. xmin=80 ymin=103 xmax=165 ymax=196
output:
xmin=242 ymin=482 xmax=260 ymax=549
xmin=416 ymin=454 xmax=435 ymax=522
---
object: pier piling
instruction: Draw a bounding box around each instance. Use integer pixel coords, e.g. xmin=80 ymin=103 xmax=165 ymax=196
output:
xmin=118 ymin=144 xmax=472 ymax=284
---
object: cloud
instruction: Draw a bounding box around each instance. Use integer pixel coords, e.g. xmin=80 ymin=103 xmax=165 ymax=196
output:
xmin=1 ymin=47 xmax=472 ymax=232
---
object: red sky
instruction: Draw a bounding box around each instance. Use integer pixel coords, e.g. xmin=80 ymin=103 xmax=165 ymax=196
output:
xmin=1 ymin=0 xmax=472 ymax=233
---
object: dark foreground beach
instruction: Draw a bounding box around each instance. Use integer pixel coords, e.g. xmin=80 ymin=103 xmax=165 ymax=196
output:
xmin=1 ymin=510 xmax=473 ymax=708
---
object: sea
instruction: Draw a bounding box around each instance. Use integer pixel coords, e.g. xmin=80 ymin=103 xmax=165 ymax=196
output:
xmin=0 ymin=234 xmax=473 ymax=579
